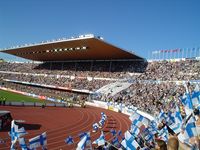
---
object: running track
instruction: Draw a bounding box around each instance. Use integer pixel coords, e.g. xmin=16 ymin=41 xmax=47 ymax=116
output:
xmin=0 ymin=106 xmax=131 ymax=149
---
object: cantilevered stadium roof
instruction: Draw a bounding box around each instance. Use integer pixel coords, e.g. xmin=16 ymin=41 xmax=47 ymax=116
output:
xmin=0 ymin=34 xmax=143 ymax=61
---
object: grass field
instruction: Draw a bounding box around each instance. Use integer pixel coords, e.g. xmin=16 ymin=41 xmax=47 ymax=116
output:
xmin=0 ymin=89 xmax=44 ymax=103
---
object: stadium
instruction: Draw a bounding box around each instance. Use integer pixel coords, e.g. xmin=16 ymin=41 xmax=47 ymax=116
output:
xmin=0 ymin=33 xmax=199 ymax=150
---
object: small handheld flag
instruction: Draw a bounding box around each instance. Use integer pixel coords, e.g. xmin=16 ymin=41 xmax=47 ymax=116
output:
xmin=92 ymin=131 xmax=105 ymax=146
xmin=9 ymin=120 xmax=27 ymax=149
xmin=65 ymin=136 xmax=74 ymax=145
xmin=121 ymin=131 xmax=140 ymax=150
xmin=29 ymin=132 xmax=47 ymax=150
xmin=92 ymin=123 xmax=99 ymax=132
xmin=129 ymin=112 xmax=149 ymax=127
xmin=79 ymin=132 xmax=88 ymax=139
xmin=18 ymin=138 xmax=28 ymax=150
xmin=76 ymin=132 xmax=92 ymax=150
xmin=110 ymin=129 xmax=117 ymax=136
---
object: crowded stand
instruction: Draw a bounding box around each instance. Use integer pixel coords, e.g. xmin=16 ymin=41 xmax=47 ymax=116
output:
xmin=0 ymin=58 xmax=200 ymax=149
xmin=1 ymin=81 xmax=88 ymax=103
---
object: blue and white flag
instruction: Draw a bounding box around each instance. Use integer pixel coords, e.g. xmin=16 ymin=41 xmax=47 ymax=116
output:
xmin=110 ymin=129 xmax=117 ymax=136
xmin=117 ymin=130 xmax=122 ymax=137
xmin=144 ymin=133 xmax=154 ymax=143
xmin=129 ymin=112 xmax=149 ymax=127
xmin=158 ymin=126 xmax=168 ymax=142
xmin=76 ymin=132 xmax=92 ymax=150
xmin=148 ymin=120 xmax=158 ymax=135
xmin=92 ymin=123 xmax=99 ymax=132
xmin=9 ymin=120 xmax=27 ymax=149
xmin=182 ymin=84 xmax=193 ymax=115
xmin=79 ymin=132 xmax=88 ymax=139
xmin=169 ymin=105 xmax=183 ymax=134
xmin=130 ymin=124 xmax=140 ymax=137
xmin=92 ymin=131 xmax=105 ymax=146
xmin=101 ymin=112 xmax=107 ymax=121
xmin=166 ymin=111 xmax=175 ymax=126
xmin=141 ymin=128 xmax=154 ymax=143
xmin=184 ymin=116 xmax=197 ymax=139
xmin=121 ymin=131 xmax=140 ymax=150
xmin=191 ymin=84 xmax=200 ymax=107
xmin=29 ymin=132 xmax=47 ymax=150
xmin=157 ymin=109 xmax=167 ymax=123
xmin=99 ymin=119 xmax=105 ymax=127
xmin=112 ymin=137 xmax=121 ymax=148
xmin=65 ymin=136 xmax=74 ymax=145
xmin=18 ymin=138 xmax=28 ymax=150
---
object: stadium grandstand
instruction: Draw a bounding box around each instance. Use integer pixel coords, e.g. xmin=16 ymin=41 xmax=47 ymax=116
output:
xmin=0 ymin=34 xmax=147 ymax=102
xmin=0 ymin=34 xmax=200 ymax=149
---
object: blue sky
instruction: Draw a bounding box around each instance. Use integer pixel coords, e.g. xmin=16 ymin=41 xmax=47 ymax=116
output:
xmin=0 ymin=0 xmax=200 ymax=61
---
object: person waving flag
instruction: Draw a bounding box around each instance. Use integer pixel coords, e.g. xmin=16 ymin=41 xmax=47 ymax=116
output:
xmin=76 ymin=132 xmax=92 ymax=150
xmin=92 ymin=131 xmax=105 ymax=146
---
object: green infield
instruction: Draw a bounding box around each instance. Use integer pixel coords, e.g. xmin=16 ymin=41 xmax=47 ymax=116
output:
xmin=0 ymin=89 xmax=44 ymax=103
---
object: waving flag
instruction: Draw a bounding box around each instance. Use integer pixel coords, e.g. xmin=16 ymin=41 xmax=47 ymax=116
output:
xmin=29 ymin=132 xmax=47 ymax=150
xmin=130 ymin=124 xmax=140 ymax=137
xmin=158 ymin=126 xmax=168 ymax=142
xmin=157 ymin=109 xmax=167 ymax=123
xmin=184 ymin=116 xmax=197 ymax=139
xmin=65 ymin=136 xmax=74 ymax=145
xmin=169 ymin=105 xmax=183 ymax=134
xmin=92 ymin=131 xmax=105 ymax=146
xmin=148 ymin=120 xmax=158 ymax=134
xmin=101 ymin=112 xmax=107 ymax=121
xmin=121 ymin=131 xmax=140 ymax=150
xmin=182 ymin=83 xmax=193 ymax=115
xmin=92 ymin=123 xmax=99 ymax=132
xmin=112 ymin=137 xmax=121 ymax=148
xmin=191 ymin=84 xmax=200 ymax=107
xmin=99 ymin=119 xmax=105 ymax=128
xmin=129 ymin=112 xmax=149 ymax=127
xmin=166 ymin=111 xmax=175 ymax=126
xmin=117 ymin=130 xmax=122 ymax=137
xmin=76 ymin=132 xmax=92 ymax=150
xmin=9 ymin=120 xmax=27 ymax=149
xmin=79 ymin=132 xmax=88 ymax=139
xmin=18 ymin=138 xmax=28 ymax=150
xmin=110 ymin=129 xmax=117 ymax=136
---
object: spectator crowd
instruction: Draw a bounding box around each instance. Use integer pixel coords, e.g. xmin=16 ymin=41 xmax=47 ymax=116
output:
xmin=0 ymin=58 xmax=199 ymax=149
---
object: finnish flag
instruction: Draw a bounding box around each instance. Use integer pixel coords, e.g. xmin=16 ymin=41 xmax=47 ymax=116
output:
xmin=112 ymin=137 xmax=119 ymax=147
xmin=29 ymin=132 xmax=47 ymax=150
xmin=129 ymin=112 xmax=149 ymax=127
xmin=157 ymin=109 xmax=167 ymax=123
xmin=130 ymin=124 xmax=140 ymax=137
xmin=191 ymin=84 xmax=200 ymax=107
xmin=121 ymin=131 xmax=140 ymax=150
xmin=169 ymin=105 xmax=183 ymax=134
xmin=184 ymin=116 xmax=197 ymax=139
xmin=99 ymin=119 xmax=105 ymax=127
xmin=158 ymin=126 xmax=168 ymax=142
xmin=79 ymin=132 xmax=88 ymax=139
xmin=65 ymin=136 xmax=74 ymax=145
xmin=76 ymin=132 xmax=92 ymax=150
xmin=18 ymin=138 xmax=28 ymax=150
xmin=9 ymin=120 xmax=27 ymax=149
xmin=92 ymin=123 xmax=99 ymax=132
xmin=101 ymin=112 xmax=107 ymax=121
xmin=92 ymin=131 xmax=105 ymax=146
xmin=110 ymin=129 xmax=117 ymax=136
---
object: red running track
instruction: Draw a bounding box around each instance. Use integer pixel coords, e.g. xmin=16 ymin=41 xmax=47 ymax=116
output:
xmin=0 ymin=106 xmax=131 ymax=150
